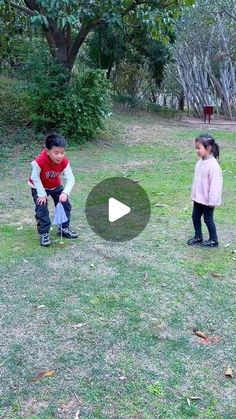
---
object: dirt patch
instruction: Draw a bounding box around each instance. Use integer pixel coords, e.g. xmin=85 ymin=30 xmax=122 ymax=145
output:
xmin=182 ymin=116 xmax=236 ymax=132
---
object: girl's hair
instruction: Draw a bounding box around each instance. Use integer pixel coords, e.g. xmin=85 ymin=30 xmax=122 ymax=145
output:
xmin=195 ymin=133 xmax=219 ymax=160
xmin=45 ymin=133 xmax=67 ymax=150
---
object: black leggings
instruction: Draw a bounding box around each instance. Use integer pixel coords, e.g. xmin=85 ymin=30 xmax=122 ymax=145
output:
xmin=31 ymin=186 xmax=71 ymax=234
xmin=192 ymin=201 xmax=218 ymax=241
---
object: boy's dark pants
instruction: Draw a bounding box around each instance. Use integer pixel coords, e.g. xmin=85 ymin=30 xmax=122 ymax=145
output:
xmin=31 ymin=186 xmax=71 ymax=234
xmin=192 ymin=201 xmax=218 ymax=241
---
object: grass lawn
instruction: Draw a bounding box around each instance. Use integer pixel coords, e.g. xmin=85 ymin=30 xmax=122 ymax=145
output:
xmin=0 ymin=108 xmax=236 ymax=418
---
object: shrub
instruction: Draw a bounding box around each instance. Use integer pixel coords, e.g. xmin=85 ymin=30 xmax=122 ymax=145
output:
xmin=28 ymin=57 xmax=112 ymax=143
xmin=0 ymin=76 xmax=30 ymax=128
xmin=59 ymin=69 xmax=112 ymax=142
xmin=27 ymin=60 xmax=69 ymax=130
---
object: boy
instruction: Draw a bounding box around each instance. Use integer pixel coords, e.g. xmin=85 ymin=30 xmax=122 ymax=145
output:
xmin=28 ymin=133 xmax=78 ymax=246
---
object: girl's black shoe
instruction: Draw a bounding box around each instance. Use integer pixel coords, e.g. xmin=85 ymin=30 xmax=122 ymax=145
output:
xmin=201 ymin=240 xmax=218 ymax=247
xmin=187 ymin=236 xmax=203 ymax=245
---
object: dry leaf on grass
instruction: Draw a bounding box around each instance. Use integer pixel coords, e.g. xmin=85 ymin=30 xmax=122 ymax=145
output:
xmin=30 ymin=370 xmax=56 ymax=383
xmin=211 ymin=273 xmax=224 ymax=279
xmin=193 ymin=330 xmax=208 ymax=339
xmin=155 ymin=203 xmax=169 ymax=207
xmin=193 ymin=329 xmax=222 ymax=345
xmin=75 ymin=409 xmax=80 ymax=418
xmin=225 ymin=367 xmax=233 ymax=378
xmin=199 ymin=336 xmax=222 ymax=345
xmin=60 ymin=400 xmax=77 ymax=411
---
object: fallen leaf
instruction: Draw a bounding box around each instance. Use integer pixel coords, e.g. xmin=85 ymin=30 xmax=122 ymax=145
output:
xmin=194 ymin=330 xmax=208 ymax=339
xmin=17 ymin=226 xmax=23 ymax=230
xmin=36 ymin=305 xmax=45 ymax=310
xmin=225 ymin=367 xmax=233 ymax=378
xmin=187 ymin=398 xmax=191 ymax=406
xmin=60 ymin=400 xmax=77 ymax=411
xmin=143 ymin=272 xmax=148 ymax=281
xmin=90 ymin=263 xmax=95 ymax=268
xmin=190 ymin=396 xmax=201 ymax=401
xmin=211 ymin=273 xmax=224 ymax=279
xmin=198 ymin=336 xmax=222 ymax=345
xmin=31 ymin=370 xmax=56 ymax=383
xmin=224 ymin=243 xmax=230 ymax=248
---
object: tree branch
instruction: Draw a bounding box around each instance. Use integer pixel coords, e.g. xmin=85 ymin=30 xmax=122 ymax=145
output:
xmin=7 ymin=1 xmax=36 ymax=16
xmin=68 ymin=23 xmax=91 ymax=68
xmin=214 ymin=0 xmax=236 ymax=22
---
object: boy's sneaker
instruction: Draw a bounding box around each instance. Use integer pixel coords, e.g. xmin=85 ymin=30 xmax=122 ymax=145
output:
xmin=187 ymin=236 xmax=203 ymax=245
xmin=58 ymin=227 xmax=78 ymax=239
xmin=201 ymin=239 xmax=218 ymax=247
xmin=40 ymin=233 xmax=51 ymax=247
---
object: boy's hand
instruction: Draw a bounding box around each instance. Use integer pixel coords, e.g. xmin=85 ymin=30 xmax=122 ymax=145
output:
xmin=59 ymin=192 xmax=68 ymax=203
xmin=37 ymin=196 xmax=48 ymax=205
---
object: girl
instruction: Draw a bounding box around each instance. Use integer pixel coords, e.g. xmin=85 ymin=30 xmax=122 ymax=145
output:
xmin=187 ymin=133 xmax=223 ymax=247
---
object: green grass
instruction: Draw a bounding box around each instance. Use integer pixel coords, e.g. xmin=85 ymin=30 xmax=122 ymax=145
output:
xmin=0 ymin=109 xmax=236 ymax=418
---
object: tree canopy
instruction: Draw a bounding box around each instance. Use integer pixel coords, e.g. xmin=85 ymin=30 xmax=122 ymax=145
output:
xmin=0 ymin=0 xmax=195 ymax=72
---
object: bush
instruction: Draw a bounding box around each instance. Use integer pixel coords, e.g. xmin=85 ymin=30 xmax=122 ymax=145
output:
xmin=28 ymin=60 xmax=69 ymax=130
xmin=0 ymin=76 xmax=30 ymax=128
xmin=28 ymin=57 xmax=112 ymax=143
xmin=59 ymin=69 xmax=112 ymax=142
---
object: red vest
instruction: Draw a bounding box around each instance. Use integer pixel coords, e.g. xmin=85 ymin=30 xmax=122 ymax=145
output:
xmin=29 ymin=149 xmax=68 ymax=189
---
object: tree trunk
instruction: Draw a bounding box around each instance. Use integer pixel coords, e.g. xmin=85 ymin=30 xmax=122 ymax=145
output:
xmin=178 ymin=89 xmax=184 ymax=111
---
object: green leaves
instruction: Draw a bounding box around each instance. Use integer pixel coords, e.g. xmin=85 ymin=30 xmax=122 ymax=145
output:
xmin=3 ymin=0 xmax=196 ymax=73
xmin=31 ymin=13 xmax=49 ymax=28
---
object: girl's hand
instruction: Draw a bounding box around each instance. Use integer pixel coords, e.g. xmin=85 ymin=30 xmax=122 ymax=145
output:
xmin=37 ymin=196 xmax=48 ymax=205
xmin=59 ymin=192 xmax=68 ymax=203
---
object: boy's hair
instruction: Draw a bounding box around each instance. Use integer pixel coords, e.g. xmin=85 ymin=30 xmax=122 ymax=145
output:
xmin=45 ymin=133 xmax=67 ymax=150
xmin=195 ymin=133 xmax=219 ymax=160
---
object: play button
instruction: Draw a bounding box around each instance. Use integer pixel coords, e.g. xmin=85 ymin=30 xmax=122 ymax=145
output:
xmin=109 ymin=198 xmax=130 ymax=222
xmin=85 ymin=177 xmax=151 ymax=242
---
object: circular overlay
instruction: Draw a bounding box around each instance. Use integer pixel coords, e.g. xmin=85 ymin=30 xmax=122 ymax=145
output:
xmin=85 ymin=177 xmax=151 ymax=242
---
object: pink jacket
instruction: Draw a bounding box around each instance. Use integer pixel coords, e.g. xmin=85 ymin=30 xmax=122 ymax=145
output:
xmin=191 ymin=156 xmax=223 ymax=207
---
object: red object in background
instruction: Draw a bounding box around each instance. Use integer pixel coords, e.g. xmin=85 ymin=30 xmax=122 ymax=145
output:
xmin=203 ymin=105 xmax=214 ymax=123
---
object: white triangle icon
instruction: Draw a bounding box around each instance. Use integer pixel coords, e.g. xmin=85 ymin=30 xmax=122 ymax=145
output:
xmin=109 ymin=197 xmax=131 ymax=223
